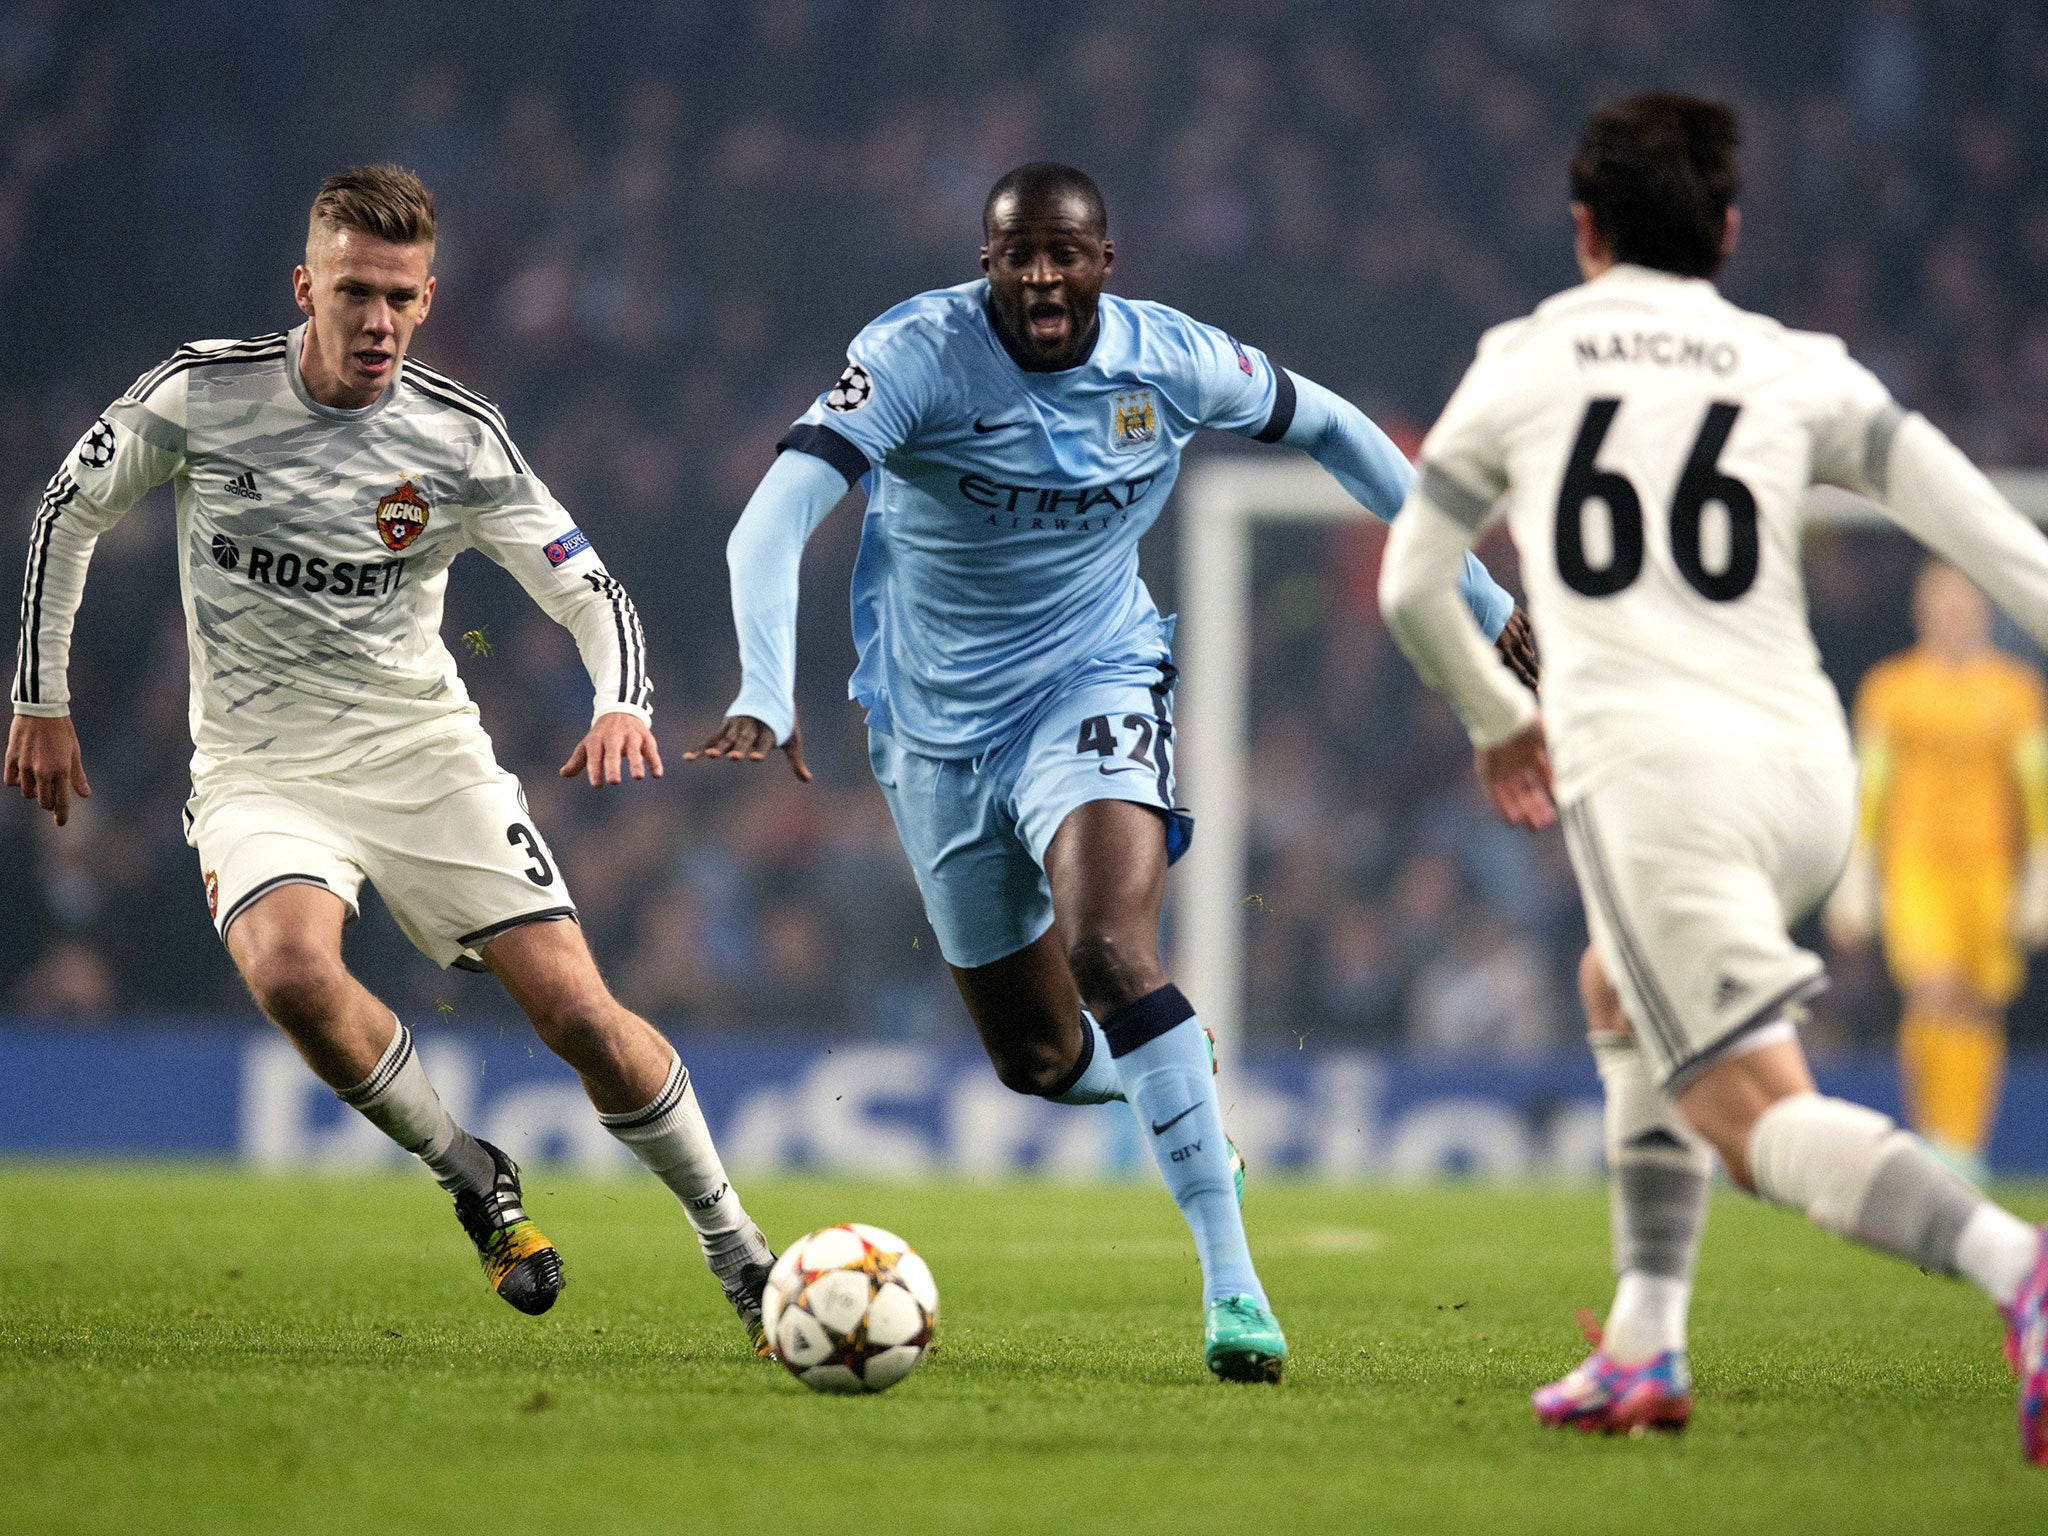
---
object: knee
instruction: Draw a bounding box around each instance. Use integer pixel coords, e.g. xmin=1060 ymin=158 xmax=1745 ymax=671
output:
xmin=237 ymin=934 xmax=351 ymax=1030
xmin=988 ymin=1036 xmax=1074 ymax=1097
xmin=1910 ymin=979 xmax=1981 ymax=1019
xmin=1687 ymin=1111 xmax=1757 ymax=1190
xmin=525 ymin=984 xmax=623 ymax=1065
xmin=1578 ymin=946 xmax=1631 ymax=1041
xmin=1676 ymin=1059 xmax=1814 ymax=1191
xmin=1065 ymin=928 xmax=1159 ymax=1013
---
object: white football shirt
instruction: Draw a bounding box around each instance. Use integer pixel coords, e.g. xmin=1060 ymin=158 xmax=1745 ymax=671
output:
xmin=1386 ymin=263 xmax=2048 ymax=801
xmin=13 ymin=326 xmax=650 ymax=779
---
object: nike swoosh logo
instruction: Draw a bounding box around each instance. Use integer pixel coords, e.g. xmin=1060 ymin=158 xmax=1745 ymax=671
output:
xmin=1150 ymin=1105 xmax=1198 ymax=1135
xmin=973 ymin=416 xmax=1023 ymax=433
xmin=1098 ymin=764 xmax=1143 ymax=776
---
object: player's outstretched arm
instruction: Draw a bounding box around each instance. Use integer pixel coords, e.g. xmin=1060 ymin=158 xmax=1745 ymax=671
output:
xmin=11 ymin=382 xmax=183 ymax=825
xmin=684 ymin=448 xmax=847 ymax=783
xmin=1852 ymin=406 xmax=2048 ymax=652
xmin=458 ymin=431 xmax=666 ymax=789
xmin=1270 ymin=368 xmax=1529 ymax=657
xmin=5 ymin=713 xmax=91 ymax=826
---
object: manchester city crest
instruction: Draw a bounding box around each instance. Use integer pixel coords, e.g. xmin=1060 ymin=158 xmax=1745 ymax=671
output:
xmin=1111 ymin=389 xmax=1157 ymax=452
xmin=375 ymin=480 xmax=430 ymax=552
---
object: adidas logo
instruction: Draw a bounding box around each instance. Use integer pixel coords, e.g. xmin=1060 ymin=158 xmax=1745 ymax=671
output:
xmin=1714 ymin=975 xmax=1747 ymax=1008
xmin=224 ymin=469 xmax=261 ymax=500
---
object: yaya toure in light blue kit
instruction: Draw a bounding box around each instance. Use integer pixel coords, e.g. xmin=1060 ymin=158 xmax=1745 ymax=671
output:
xmin=723 ymin=277 xmax=1512 ymax=1350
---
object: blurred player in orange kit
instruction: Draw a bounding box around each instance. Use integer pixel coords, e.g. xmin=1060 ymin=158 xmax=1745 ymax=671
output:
xmin=1825 ymin=561 xmax=2048 ymax=1180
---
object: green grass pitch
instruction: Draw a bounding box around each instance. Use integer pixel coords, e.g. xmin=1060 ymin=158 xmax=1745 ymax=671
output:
xmin=2 ymin=1168 xmax=2041 ymax=1534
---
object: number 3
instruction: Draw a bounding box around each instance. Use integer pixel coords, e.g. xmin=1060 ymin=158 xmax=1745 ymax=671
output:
xmin=507 ymin=823 xmax=554 ymax=887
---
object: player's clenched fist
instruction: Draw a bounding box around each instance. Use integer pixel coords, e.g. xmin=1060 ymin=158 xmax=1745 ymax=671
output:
xmin=5 ymin=713 xmax=92 ymax=827
xmin=559 ymin=709 xmax=663 ymax=787
xmin=683 ymin=714 xmax=811 ymax=782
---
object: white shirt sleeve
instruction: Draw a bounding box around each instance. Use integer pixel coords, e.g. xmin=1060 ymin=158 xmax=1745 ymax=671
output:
xmin=12 ymin=373 xmax=187 ymax=716
xmin=1378 ymin=346 xmax=1539 ymax=748
xmin=459 ymin=433 xmax=652 ymax=726
xmin=1805 ymin=346 xmax=2048 ymax=650
xmin=1873 ymin=410 xmax=2048 ymax=654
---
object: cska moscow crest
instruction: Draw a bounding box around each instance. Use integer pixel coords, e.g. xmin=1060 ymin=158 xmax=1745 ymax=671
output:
xmin=375 ymin=480 xmax=430 ymax=552
xmin=1110 ymin=389 xmax=1157 ymax=452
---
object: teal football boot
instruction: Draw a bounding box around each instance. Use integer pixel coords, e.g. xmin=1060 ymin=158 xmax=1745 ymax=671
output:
xmin=1205 ymin=1294 xmax=1287 ymax=1383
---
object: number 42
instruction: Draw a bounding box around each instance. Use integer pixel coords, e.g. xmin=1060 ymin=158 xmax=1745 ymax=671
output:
xmin=1076 ymin=713 xmax=1161 ymax=772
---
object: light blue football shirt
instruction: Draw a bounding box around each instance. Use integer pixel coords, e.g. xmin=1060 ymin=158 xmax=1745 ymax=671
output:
xmin=779 ymin=278 xmax=1500 ymax=759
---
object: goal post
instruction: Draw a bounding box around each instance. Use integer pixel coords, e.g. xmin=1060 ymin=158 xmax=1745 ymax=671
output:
xmin=1173 ymin=457 xmax=2048 ymax=1067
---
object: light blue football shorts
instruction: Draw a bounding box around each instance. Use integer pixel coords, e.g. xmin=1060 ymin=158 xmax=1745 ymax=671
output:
xmin=868 ymin=657 xmax=1194 ymax=969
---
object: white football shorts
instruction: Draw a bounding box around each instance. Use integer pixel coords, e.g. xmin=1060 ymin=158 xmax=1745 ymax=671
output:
xmin=183 ymin=726 xmax=575 ymax=969
xmin=1559 ymin=743 xmax=1856 ymax=1090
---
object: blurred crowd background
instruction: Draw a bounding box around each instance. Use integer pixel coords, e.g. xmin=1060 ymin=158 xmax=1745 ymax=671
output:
xmin=5 ymin=0 xmax=2047 ymax=1055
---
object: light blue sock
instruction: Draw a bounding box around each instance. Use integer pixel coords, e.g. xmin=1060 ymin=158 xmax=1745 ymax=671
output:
xmin=1103 ymin=986 xmax=1265 ymax=1307
xmin=1046 ymin=1011 xmax=1124 ymax=1105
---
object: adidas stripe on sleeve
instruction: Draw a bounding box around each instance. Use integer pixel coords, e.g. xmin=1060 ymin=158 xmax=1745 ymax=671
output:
xmin=13 ymin=357 xmax=197 ymax=715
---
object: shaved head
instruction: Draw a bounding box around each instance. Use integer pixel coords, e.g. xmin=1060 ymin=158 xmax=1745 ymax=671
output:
xmin=983 ymin=162 xmax=1108 ymax=240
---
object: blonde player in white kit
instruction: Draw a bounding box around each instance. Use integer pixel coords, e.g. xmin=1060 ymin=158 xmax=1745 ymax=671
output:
xmin=6 ymin=166 xmax=778 ymax=1352
xmin=1379 ymin=96 xmax=2048 ymax=1462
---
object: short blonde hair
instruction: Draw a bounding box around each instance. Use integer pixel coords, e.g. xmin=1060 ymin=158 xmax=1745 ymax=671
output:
xmin=307 ymin=164 xmax=436 ymax=255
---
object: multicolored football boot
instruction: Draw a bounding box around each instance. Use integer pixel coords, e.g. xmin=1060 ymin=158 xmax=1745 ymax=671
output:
xmin=1205 ymin=1294 xmax=1287 ymax=1384
xmin=2000 ymin=1227 xmax=2048 ymax=1466
xmin=1533 ymin=1313 xmax=1691 ymax=1434
xmin=451 ymin=1141 xmax=563 ymax=1316
xmin=709 ymin=1226 xmax=778 ymax=1361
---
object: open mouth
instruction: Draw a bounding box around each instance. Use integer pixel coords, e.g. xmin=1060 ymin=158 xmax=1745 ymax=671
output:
xmin=1025 ymin=301 xmax=1069 ymax=344
xmin=353 ymin=349 xmax=394 ymax=376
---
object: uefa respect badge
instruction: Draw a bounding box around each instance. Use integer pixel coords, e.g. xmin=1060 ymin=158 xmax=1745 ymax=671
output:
xmin=544 ymin=527 xmax=591 ymax=567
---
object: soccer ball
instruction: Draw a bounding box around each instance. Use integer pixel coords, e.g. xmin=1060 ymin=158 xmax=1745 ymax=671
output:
xmin=762 ymin=1223 xmax=937 ymax=1394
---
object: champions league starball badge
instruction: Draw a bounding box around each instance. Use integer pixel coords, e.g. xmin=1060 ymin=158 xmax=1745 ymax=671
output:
xmin=77 ymin=418 xmax=117 ymax=469
xmin=826 ymin=363 xmax=873 ymax=413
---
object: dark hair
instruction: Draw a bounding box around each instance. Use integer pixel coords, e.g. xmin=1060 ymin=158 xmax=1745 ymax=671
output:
xmin=1569 ymin=95 xmax=1739 ymax=278
xmin=309 ymin=164 xmax=436 ymax=249
xmin=982 ymin=162 xmax=1107 ymax=238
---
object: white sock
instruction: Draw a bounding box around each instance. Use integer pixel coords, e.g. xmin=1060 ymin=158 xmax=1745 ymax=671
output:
xmin=599 ymin=1053 xmax=767 ymax=1284
xmin=1603 ymin=1271 xmax=1690 ymax=1361
xmin=336 ymin=1019 xmax=494 ymax=1193
xmin=1954 ymin=1206 xmax=2040 ymax=1310
xmin=1746 ymin=1092 xmax=2030 ymax=1303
